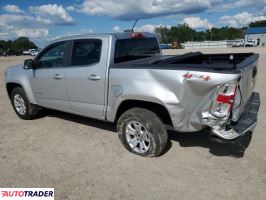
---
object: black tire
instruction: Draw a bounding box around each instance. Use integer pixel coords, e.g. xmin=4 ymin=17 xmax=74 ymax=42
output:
xmin=117 ymin=108 xmax=168 ymax=157
xmin=11 ymin=87 xmax=39 ymax=120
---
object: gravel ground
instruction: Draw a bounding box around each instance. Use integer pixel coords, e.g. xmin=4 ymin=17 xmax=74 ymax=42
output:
xmin=0 ymin=47 xmax=266 ymax=200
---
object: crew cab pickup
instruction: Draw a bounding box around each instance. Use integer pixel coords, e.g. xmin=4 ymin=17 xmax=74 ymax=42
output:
xmin=5 ymin=32 xmax=260 ymax=156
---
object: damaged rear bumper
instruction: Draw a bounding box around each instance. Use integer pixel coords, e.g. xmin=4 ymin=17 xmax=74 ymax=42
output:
xmin=202 ymin=92 xmax=260 ymax=142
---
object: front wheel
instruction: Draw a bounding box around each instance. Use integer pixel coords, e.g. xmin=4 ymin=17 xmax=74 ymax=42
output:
xmin=117 ymin=108 xmax=168 ymax=157
xmin=11 ymin=87 xmax=39 ymax=120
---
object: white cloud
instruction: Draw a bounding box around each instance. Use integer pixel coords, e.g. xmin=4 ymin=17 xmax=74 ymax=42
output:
xmin=0 ymin=33 xmax=8 ymax=36
xmin=182 ymin=17 xmax=213 ymax=29
xmin=30 ymin=4 xmax=74 ymax=25
xmin=135 ymin=24 xmax=171 ymax=32
xmin=75 ymin=0 xmax=213 ymax=20
xmin=220 ymin=0 xmax=266 ymax=9
xmin=0 ymin=32 xmax=9 ymax=40
xmin=113 ymin=24 xmax=171 ymax=33
xmin=112 ymin=26 xmax=122 ymax=32
xmin=219 ymin=12 xmax=266 ymax=27
xmin=260 ymin=6 xmax=266 ymax=14
xmin=0 ymin=14 xmax=50 ymax=40
xmin=0 ymin=4 xmax=75 ymax=41
xmin=14 ymin=28 xmax=49 ymax=39
xmin=2 ymin=4 xmax=24 ymax=14
xmin=49 ymin=29 xmax=95 ymax=41
xmin=0 ymin=14 xmax=52 ymax=28
xmin=66 ymin=5 xmax=75 ymax=11
xmin=207 ymin=0 xmax=266 ymax=13
xmin=0 ymin=4 xmax=77 ymax=45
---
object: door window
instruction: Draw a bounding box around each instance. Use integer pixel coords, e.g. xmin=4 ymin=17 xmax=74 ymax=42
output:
xmin=71 ymin=39 xmax=102 ymax=66
xmin=36 ymin=43 xmax=65 ymax=68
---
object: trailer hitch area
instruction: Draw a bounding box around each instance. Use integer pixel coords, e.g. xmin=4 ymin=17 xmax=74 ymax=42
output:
xmin=202 ymin=112 xmax=241 ymax=140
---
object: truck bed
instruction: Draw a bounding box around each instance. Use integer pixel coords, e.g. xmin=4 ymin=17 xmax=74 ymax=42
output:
xmin=111 ymin=52 xmax=259 ymax=72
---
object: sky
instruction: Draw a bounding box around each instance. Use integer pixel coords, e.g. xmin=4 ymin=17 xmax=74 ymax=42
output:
xmin=0 ymin=0 xmax=266 ymax=46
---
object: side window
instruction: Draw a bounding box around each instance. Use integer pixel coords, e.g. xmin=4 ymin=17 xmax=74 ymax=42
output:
xmin=37 ymin=43 xmax=65 ymax=68
xmin=71 ymin=39 xmax=102 ymax=66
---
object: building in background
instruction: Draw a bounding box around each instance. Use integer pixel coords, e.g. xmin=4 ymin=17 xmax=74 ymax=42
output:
xmin=245 ymin=27 xmax=266 ymax=47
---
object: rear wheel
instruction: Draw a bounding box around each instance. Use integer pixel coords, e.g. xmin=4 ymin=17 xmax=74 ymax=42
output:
xmin=11 ymin=87 xmax=39 ymax=120
xmin=117 ymin=108 xmax=168 ymax=157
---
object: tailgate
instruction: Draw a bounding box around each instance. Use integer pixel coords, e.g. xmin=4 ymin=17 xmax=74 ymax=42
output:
xmin=232 ymin=54 xmax=259 ymax=121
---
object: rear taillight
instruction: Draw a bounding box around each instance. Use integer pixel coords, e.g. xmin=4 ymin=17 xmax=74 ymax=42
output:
xmin=211 ymin=83 xmax=237 ymax=118
xmin=130 ymin=32 xmax=144 ymax=39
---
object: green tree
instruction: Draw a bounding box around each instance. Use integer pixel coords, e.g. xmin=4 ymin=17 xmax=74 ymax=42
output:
xmin=155 ymin=26 xmax=171 ymax=43
xmin=210 ymin=27 xmax=244 ymax=40
xmin=192 ymin=31 xmax=206 ymax=41
xmin=0 ymin=37 xmax=37 ymax=51
xmin=12 ymin=37 xmax=37 ymax=51
xmin=169 ymin=24 xmax=194 ymax=43
xmin=154 ymin=23 xmax=246 ymax=43
xmin=249 ymin=20 xmax=266 ymax=27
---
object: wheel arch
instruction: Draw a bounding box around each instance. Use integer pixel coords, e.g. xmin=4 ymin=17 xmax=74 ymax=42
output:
xmin=6 ymin=81 xmax=37 ymax=104
xmin=6 ymin=82 xmax=24 ymax=99
xmin=115 ymin=99 xmax=173 ymax=127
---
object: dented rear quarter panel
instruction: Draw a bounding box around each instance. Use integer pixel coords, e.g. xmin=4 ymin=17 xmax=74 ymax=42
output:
xmin=107 ymin=68 xmax=240 ymax=132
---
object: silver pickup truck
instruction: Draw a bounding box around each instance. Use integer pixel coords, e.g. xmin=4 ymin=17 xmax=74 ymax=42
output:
xmin=5 ymin=32 xmax=260 ymax=156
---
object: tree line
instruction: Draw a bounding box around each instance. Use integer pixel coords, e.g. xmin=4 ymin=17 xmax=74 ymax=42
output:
xmin=0 ymin=20 xmax=265 ymax=50
xmin=0 ymin=37 xmax=37 ymax=52
xmin=155 ymin=20 xmax=266 ymax=44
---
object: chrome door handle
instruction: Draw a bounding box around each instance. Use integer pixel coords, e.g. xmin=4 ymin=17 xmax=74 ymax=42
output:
xmin=88 ymin=74 xmax=101 ymax=81
xmin=53 ymin=74 xmax=64 ymax=79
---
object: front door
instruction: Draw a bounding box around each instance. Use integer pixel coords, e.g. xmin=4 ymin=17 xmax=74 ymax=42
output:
xmin=65 ymin=38 xmax=108 ymax=118
xmin=30 ymin=42 xmax=69 ymax=111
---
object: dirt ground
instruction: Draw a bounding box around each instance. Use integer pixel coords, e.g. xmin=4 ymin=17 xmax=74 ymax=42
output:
xmin=0 ymin=48 xmax=266 ymax=200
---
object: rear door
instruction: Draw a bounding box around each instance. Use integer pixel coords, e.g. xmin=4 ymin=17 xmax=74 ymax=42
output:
xmin=65 ymin=37 xmax=109 ymax=119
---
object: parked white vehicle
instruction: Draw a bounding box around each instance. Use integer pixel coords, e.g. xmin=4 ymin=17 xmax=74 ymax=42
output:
xmin=22 ymin=50 xmax=30 ymax=55
xmin=245 ymin=40 xmax=257 ymax=47
xmin=23 ymin=49 xmax=38 ymax=55
xmin=30 ymin=49 xmax=39 ymax=56
xmin=232 ymin=39 xmax=244 ymax=47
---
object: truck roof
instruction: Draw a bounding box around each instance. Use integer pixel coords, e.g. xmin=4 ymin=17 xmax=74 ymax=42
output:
xmin=50 ymin=32 xmax=157 ymax=44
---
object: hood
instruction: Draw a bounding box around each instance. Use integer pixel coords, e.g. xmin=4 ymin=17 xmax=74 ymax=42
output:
xmin=5 ymin=63 xmax=25 ymax=83
xmin=6 ymin=63 xmax=24 ymax=72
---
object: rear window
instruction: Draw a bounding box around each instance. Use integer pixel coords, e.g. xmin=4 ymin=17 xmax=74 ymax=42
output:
xmin=71 ymin=39 xmax=102 ymax=66
xmin=114 ymin=38 xmax=160 ymax=63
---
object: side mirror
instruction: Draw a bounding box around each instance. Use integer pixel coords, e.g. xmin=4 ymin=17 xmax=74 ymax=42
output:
xmin=24 ymin=59 xmax=34 ymax=69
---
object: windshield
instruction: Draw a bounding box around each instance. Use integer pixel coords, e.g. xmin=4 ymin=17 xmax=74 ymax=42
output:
xmin=114 ymin=38 xmax=160 ymax=63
